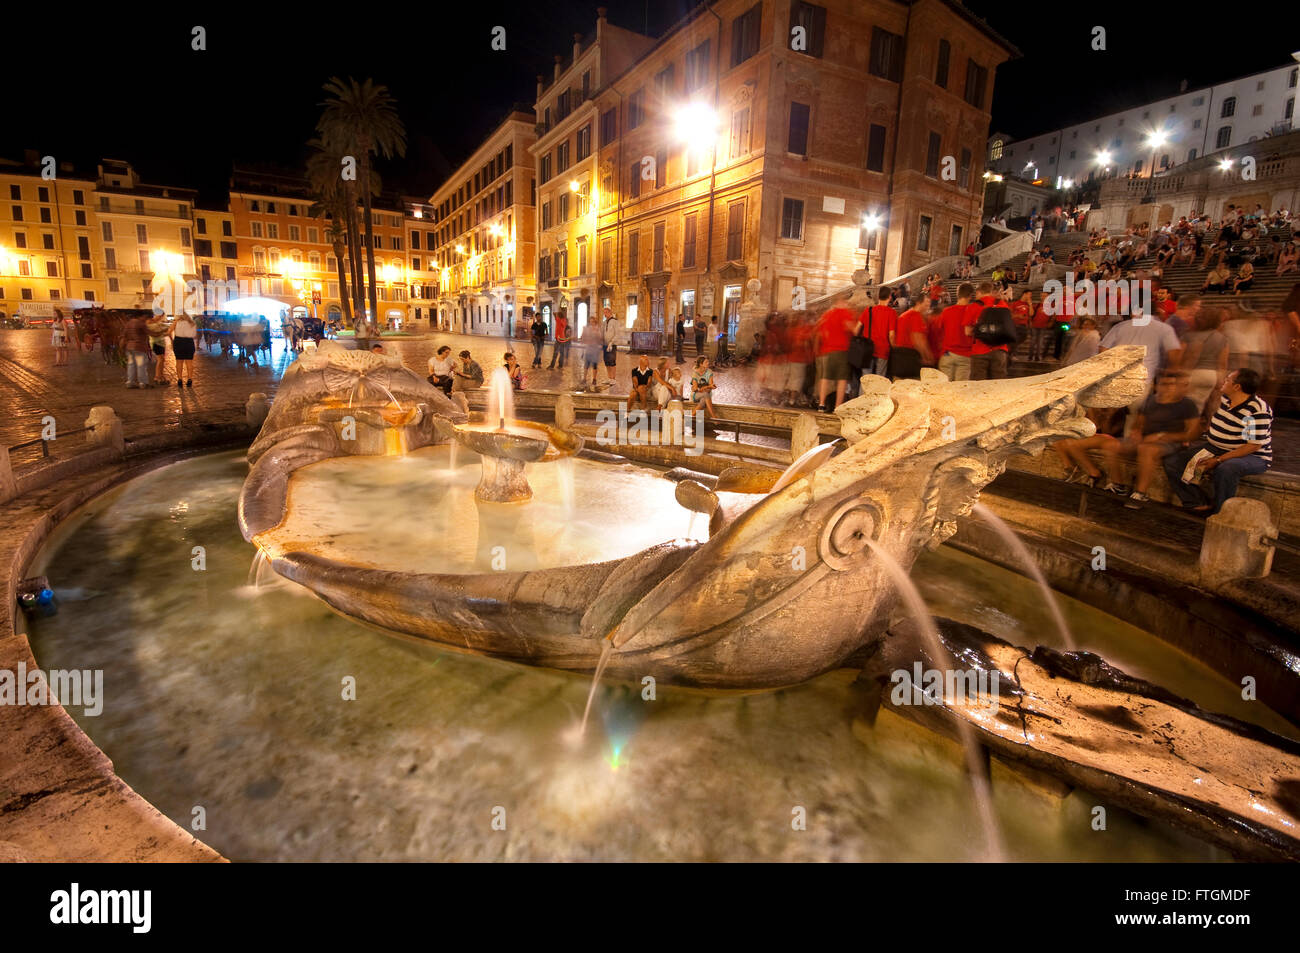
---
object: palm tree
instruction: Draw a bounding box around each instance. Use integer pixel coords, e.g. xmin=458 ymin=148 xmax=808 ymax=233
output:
xmin=306 ymin=140 xmax=354 ymax=327
xmin=306 ymin=133 xmax=368 ymax=328
xmin=318 ymin=77 xmax=406 ymax=335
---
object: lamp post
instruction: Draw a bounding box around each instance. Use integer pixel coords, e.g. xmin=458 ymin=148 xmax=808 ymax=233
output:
xmin=861 ymin=212 xmax=883 ymax=285
xmin=1143 ymin=132 xmax=1168 ymax=203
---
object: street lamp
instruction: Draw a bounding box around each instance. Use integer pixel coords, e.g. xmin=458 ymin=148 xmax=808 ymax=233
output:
xmin=673 ymin=102 xmax=718 ymax=143
xmin=1143 ymin=131 xmax=1168 ymax=201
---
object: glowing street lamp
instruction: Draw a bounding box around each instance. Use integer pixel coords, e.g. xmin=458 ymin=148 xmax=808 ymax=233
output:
xmin=1219 ymin=157 xmax=1234 ymax=172
xmin=568 ymin=180 xmax=580 ymax=193
xmin=673 ymin=102 xmax=718 ymax=143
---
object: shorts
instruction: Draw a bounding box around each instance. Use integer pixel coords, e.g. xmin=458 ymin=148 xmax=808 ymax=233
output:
xmin=152 ymin=342 xmax=166 ymax=356
xmin=584 ymin=352 xmax=600 ymax=370
xmin=173 ymin=337 xmax=196 ymax=360
xmin=815 ymin=350 xmax=850 ymax=381
xmin=603 ymin=346 xmax=618 ymax=367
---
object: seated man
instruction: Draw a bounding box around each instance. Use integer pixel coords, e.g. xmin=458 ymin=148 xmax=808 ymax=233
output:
xmin=1202 ymin=263 xmax=1232 ymax=294
xmin=1053 ymin=370 xmax=1199 ymax=504
xmin=1161 ymin=368 xmax=1273 ymax=514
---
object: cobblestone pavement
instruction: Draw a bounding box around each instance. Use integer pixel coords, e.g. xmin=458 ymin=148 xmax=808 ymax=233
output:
xmin=3 ymin=327 xmax=1297 ymax=474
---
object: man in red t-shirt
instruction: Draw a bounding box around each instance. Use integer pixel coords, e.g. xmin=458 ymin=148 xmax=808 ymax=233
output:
xmin=935 ymin=282 xmax=976 ymax=380
xmin=1009 ymin=290 xmax=1034 ymax=366
xmin=813 ymin=295 xmax=862 ymax=411
xmin=859 ymin=289 xmax=896 ymax=378
xmin=888 ymin=302 xmax=932 ymax=379
xmin=966 ymin=280 xmax=1009 ymax=380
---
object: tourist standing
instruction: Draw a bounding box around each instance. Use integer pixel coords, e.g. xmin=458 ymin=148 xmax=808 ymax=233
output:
xmin=580 ymin=320 xmax=603 ymax=390
xmin=813 ymin=295 xmax=861 ymax=411
xmin=548 ymin=308 xmax=570 ymax=369
xmin=965 ymin=282 xmax=1010 ymax=380
xmin=51 ymin=313 xmax=70 ymax=366
xmin=675 ymin=313 xmax=686 ymax=364
xmin=530 ymin=313 xmax=548 ymax=368
xmin=693 ymin=316 xmax=707 ymax=357
xmin=1181 ymin=309 xmax=1229 ymax=413
xmin=172 ymin=313 xmax=197 ymax=387
xmin=1062 ymin=317 xmax=1101 ymax=366
xmin=602 ymin=307 xmax=623 ymax=384
xmin=1099 ymin=308 xmax=1184 ymax=424
xmin=888 ymin=301 xmax=931 ymax=380
xmin=936 ymin=284 xmax=976 ymax=381
xmin=123 ymin=312 xmax=151 ymax=388
xmin=148 ymin=315 xmax=170 ymax=385
xmin=862 ymin=290 xmax=896 ymax=378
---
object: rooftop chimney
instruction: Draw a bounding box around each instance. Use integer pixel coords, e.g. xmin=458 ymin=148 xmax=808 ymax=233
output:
xmin=573 ymin=32 xmax=582 ymax=63
xmin=554 ymin=54 xmax=563 ymax=83
xmin=536 ymin=74 xmax=545 ymax=101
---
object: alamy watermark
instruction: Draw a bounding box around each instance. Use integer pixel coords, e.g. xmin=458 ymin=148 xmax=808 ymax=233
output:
xmin=0 ymin=663 xmax=103 ymax=716
xmin=594 ymin=403 xmax=706 ymax=457
xmin=890 ymin=662 xmax=1001 ymax=713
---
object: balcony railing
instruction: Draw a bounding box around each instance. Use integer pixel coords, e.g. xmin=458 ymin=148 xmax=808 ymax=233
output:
xmin=96 ymin=201 xmax=192 ymax=220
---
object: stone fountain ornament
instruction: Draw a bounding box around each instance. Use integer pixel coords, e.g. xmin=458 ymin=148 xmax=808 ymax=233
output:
xmin=237 ymin=343 xmax=1300 ymax=860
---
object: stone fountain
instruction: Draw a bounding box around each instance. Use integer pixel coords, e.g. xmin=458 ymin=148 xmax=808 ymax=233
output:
xmin=228 ymin=342 xmax=1300 ymax=860
xmin=452 ymin=368 xmax=582 ymax=503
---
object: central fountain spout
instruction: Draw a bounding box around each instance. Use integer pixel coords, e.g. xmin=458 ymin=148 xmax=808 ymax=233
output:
xmin=452 ymin=368 xmax=583 ymax=503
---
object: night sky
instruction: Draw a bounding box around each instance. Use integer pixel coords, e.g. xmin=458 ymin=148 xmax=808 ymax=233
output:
xmin=5 ymin=1 xmax=1292 ymax=205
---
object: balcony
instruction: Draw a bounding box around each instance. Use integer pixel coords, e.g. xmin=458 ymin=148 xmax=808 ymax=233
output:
xmin=96 ymin=201 xmax=192 ymax=220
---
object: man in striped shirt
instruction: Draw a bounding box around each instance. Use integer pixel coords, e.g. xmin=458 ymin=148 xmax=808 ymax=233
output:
xmin=1161 ymin=368 xmax=1272 ymax=514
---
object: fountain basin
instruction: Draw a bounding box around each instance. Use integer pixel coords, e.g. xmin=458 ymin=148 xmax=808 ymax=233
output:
xmin=452 ymin=419 xmax=584 ymax=503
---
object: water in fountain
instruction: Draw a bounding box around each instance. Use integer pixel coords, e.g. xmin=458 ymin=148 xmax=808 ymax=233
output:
xmin=555 ymin=456 xmax=576 ymax=513
xmin=864 ymin=537 xmax=1005 ymax=862
xmin=247 ymin=550 xmax=270 ymax=587
xmin=971 ymin=502 xmax=1076 ymax=652
xmin=487 ymin=367 xmax=513 ymax=431
xmin=579 ymin=640 xmax=616 ymax=738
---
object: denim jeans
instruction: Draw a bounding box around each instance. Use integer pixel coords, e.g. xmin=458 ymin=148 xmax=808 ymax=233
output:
xmin=869 ymin=356 xmax=889 ymax=377
xmin=125 ymin=349 xmax=149 ymax=385
xmin=1162 ymin=442 xmax=1269 ymax=512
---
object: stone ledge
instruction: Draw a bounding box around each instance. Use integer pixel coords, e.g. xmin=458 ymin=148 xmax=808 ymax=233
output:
xmin=1005 ymin=446 xmax=1300 ymax=538
xmin=1 ymin=443 xmax=238 ymax=862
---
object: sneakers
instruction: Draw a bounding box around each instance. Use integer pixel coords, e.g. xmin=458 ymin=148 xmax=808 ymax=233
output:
xmin=1125 ymin=491 xmax=1150 ymax=509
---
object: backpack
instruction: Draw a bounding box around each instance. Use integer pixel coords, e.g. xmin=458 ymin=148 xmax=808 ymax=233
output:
xmin=973 ymin=305 xmax=1018 ymax=347
xmin=847 ymin=308 xmax=876 ymax=369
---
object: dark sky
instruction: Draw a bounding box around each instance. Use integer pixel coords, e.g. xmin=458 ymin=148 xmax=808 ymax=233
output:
xmin=5 ymin=1 xmax=1292 ymax=205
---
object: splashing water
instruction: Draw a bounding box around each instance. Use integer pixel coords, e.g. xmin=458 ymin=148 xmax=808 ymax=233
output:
xmin=247 ymin=550 xmax=270 ymax=587
xmin=865 ymin=537 xmax=1006 ymax=862
xmin=487 ymin=367 xmax=514 ymax=431
xmin=579 ymin=640 xmax=615 ymax=738
xmin=971 ymin=503 xmax=1075 ymax=652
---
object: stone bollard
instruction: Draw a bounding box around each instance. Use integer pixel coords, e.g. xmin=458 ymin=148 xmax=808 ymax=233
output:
xmin=1199 ymin=497 xmax=1276 ymax=584
xmin=246 ymin=393 xmax=270 ymax=430
xmin=554 ymin=393 xmax=575 ymax=431
xmin=83 ymin=406 xmax=124 ymax=456
xmin=791 ymin=413 xmax=820 ymax=461
xmin=0 ymin=445 xmax=16 ymax=503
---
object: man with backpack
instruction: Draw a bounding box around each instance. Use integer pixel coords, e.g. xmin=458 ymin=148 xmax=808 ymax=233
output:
xmin=530 ymin=312 xmax=549 ymax=368
xmin=965 ymin=281 xmax=1015 ymax=380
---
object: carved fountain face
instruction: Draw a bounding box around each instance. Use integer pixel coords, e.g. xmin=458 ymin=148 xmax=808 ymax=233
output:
xmin=452 ymin=367 xmax=583 ymax=503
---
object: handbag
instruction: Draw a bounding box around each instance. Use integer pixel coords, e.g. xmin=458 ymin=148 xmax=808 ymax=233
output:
xmin=973 ymin=306 xmax=1018 ymax=347
xmin=847 ymin=308 xmax=875 ymax=369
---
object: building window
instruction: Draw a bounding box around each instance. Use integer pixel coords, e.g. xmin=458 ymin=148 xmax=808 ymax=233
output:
xmin=652 ymin=222 xmax=666 ymax=272
xmin=629 ymin=162 xmax=642 ymax=200
xmin=780 ymin=198 xmax=804 ymax=240
xmin=730 ymin=107 xmax=752 ymax=158
xmin=556 ymin=141 xmax=570 ymax=174
xmin=101 ymin=221 xmax=113 ymax=242
xmin=1287 ymin=97 xmax=1295 ymax=120
xmin=6 ymin=184 xmax=19 ymax=200
xmin=1221 ymin=96 xmax=1236 ymax=118
xmin=948 ymin=224 xmax=963 ymax=257
xmin=628 ymin=89 xmax=645 ymax=129
xmin=539 ymin=154 xmax=551 ymax=183
xmin=731 ymin=3 xmax=762 ymax=67
xmin=682 ymin=213 xmax=697 ymax=268
xmin=655 ymin=148 xmax=667 ymax=189
xmin=655 ymin=64 xmax=675 ymax=98
xmin=788 ymin=2 xmax=826 ymax=58
xmin=136 ymin=224 xmax=147 ymax=243
xmin=38 ymin=186 xmax=50 ymax=203
xmin=867 ymin=124 xmax=887 ymax=172
xmin=252 ymin=221 xmax=263 ymax=238
xmin=39 ymin=207 xmax=51 ymax=224
xmin=559 ymin=193 xmax=570 ymax=222
xmin=196 ymin=217 xmax=207 ymax=234
xmin=14 ymin=233 xmax=25 ymax=249
xmin=10 ymin=206 xmax=21 ymax=222
xmin=959 ymin=148 xmax=972 ymax=188
xmin=1216 ymin=126 xmax=1232 ymax=148
xmin=925 ymin=132 xmax=942 ymax=178
xmin=936 ymin=39 xmax=950 ymax=88
xmin=267 ymin=223 xmax=278 ymax=239
xmin=685 ymin=39 xmax=711 ymax=92
xmin=1193 ymin=118 xmax=1202 ymax=129
xmin=726 ymin=200 xmax=745 ymax=260
xmin=964 ymin=60 xmax=988 ymax=109
xmin=576 ymin=124 xmax=592 ymax=161
xmin=788 ymin=102 xmax=811 ymax=155
xmin=1188 ymin=148 xmax=1197 ymax=160
xmin=627 ymin=231 xmax=639 ymax=276
xmin=1252 ymin=103 xmax=1264 ymax=116
xmin=869 ymin=28 xmax=903 ymax=82
xmin=104 ymin=248 xmax=115 ymax=269
xmin=223 ymin=220 xmax=232 ymax=237
xmin=220 ymin=241 xmax=237 ymax=259
xmin=601 ymin=237 xmax=613 ymax=281
xmin=43 ymin=233 xmax=55 ymax=250
xmin=600 ymin=107 xmax=618 ymax=145
xmin=917 ymin=214 xmax=932 ymax=252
